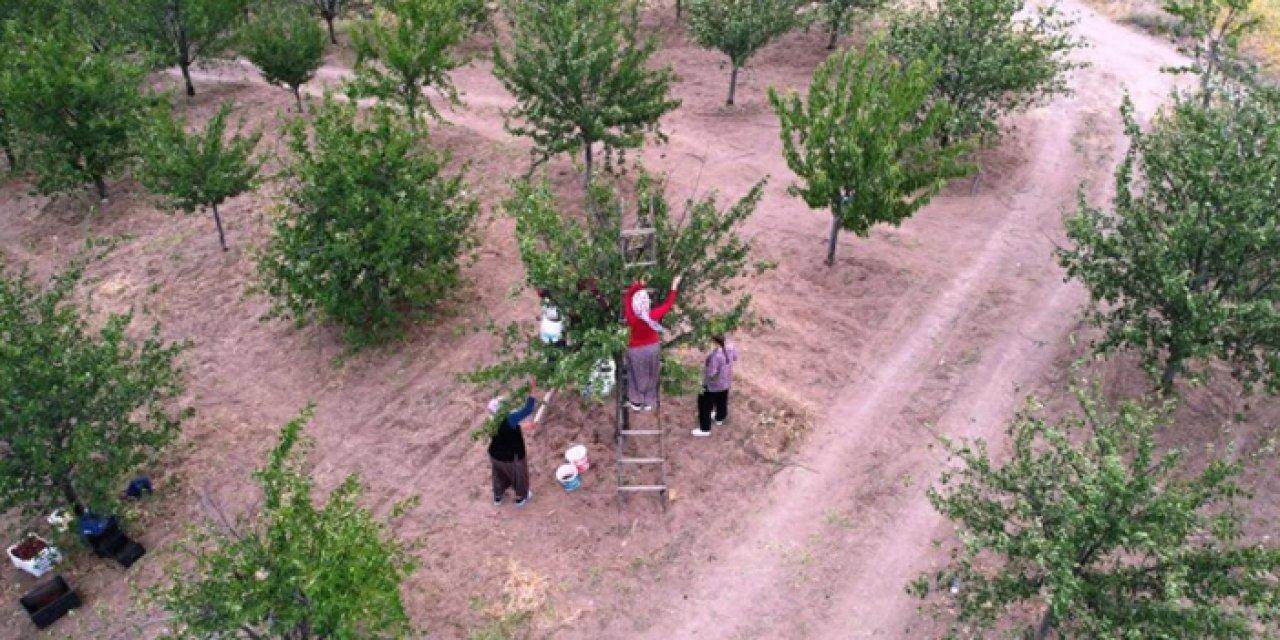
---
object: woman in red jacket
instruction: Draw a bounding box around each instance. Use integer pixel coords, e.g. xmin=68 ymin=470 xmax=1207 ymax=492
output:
xmin=623 ymin=276 xmax=681 ymax=410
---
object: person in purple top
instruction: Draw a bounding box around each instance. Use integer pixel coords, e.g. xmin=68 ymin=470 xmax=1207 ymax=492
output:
xmin=694 ymin=335 xmax=737 ymax=437
xmin=487 ymin=378 xmax=537 ymax=506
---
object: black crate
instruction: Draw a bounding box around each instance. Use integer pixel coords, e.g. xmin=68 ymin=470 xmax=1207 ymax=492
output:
xmin=19 ymin=575 xmax=82 ymax=630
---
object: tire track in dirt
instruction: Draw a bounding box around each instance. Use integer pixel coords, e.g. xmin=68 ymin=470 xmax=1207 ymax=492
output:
xmin=603 ymin=3 xmax=1186 ymax=638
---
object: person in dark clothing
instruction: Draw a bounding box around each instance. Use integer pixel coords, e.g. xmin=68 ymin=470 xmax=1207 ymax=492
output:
xmin=488 ymin=378 xmax=537 ymax=507
xmin=694 ymin=335 xmax=737 ymax=436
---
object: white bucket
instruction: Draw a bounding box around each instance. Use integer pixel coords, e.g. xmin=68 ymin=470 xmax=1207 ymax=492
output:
xmin=539 ymin=306 xmax=563 ymax=343
xmin=565 ymin=444 xmax=590 ymax=473
xmin=556 ymin=464 xmax=581 ymax=491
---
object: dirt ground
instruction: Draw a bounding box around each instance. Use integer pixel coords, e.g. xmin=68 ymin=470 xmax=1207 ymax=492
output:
xmin=2 ymin=1 xmax=1278 ymax=638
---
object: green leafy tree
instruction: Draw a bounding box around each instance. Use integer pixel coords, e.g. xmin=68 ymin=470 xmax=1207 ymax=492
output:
xmin=1059 ymin=95 xmax=1280 ymax=395
xmin=492 ymin=0 xmax=680 ymax=186
xmin=769 ymin=40 xmax=974 ymax=267
xmin=686 ymin=0 xmax=805 ymax=106
xmin=887 ymin=0 xmax=1083 ymax=145
xmin=909 ymin=386 xmax=1280 ymax=639
xmin=1162 ymin=0 xmax=1261 ymax=106
xmin=1 ymin=20 xmax=160 ymax=200
xmin=257 ymin=94 xmax=478 ymax=346
xmin=134 ymin=0 xmax=250 ymax=97
xmin=157 ymin=408 xmax=418 ymax=639
xmin=815 ymin=0 xmax=886 ymax=50
xmin=241 ymin=4 xmax=328 ymax=113
xmin=470 ymin=172 xmax=772 ymax=396
xmin=140 ymin=102 xmax=263 ymax=251
xmin=0 ymin=264 xmax=190 ymax=517
xmin=350 ymin=0 xmax=466 ymax=125
xmin=1 ymin=0 xmax=141 ymax=54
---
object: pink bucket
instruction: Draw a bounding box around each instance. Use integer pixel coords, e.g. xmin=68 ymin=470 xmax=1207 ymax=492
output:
xmin=565 ymin=445 xmax=589 ymax=473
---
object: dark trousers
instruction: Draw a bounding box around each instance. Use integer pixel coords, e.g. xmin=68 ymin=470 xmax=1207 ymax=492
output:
xmin=697 ymin=389 xmax=730 ymax=432
xmin=491 ymin=456 xmax=530 ymax=500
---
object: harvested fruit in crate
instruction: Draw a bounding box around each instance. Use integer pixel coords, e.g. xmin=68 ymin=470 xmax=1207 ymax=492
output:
xmin=12 ymin=536 xmax=48 ymax=561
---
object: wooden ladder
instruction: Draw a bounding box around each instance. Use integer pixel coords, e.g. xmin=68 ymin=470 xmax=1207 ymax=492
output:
xmin=616 ymin=217 xmax=668 ymax=509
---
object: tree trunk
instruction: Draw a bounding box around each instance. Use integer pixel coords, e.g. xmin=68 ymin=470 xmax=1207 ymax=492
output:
xmin=727 ymin=65 xmax=739 ymax=106
xmin=825 ymin=212 xmax=841 ymax=267
xmin=178 ymin=23 xmax=195 ymax=97
xmin=583 ymin=140 xmax=593 ymax=190
xmin=2 ymin=144 xmax=15 ymax=173
xmin=293 ymin=86 xmax=305 ymax=113
xmin=676 ymin=0 xmax=682 ymax=18
xmin=93 ymin=175 xmax=109 ymax=202
xmin=212 ymin=203 xmax=228 ymax=251
xmin=827 ymin=17 xmax=840 ymax=50
xmin=1034 ymin=607 xmax=1054 ymax=640
xmin=61 ymin=478 xmax=85 ymax=516
xmin=405 ymin=88 xmax=418 ymax=125
xmin=180 ymin=62 xmax=195 ymax=96
xmin=324 ymin=13 xmax=337 ymax=44
xmin=1160 ymin=357 xmax=1181 ymax=396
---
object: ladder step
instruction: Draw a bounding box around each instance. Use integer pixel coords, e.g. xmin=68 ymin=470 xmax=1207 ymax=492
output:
xmin=619 ymin=457 xmax=664 ymax=465
xmin=625 ymin=260 xmax=657 ymax=268
xmin=618 ymin=485 xmax=667 ymax=492
xmin=620 ymin=228 xmax=657 ymax=237
xmin=619 ymin=429 xmax=662 ymax=436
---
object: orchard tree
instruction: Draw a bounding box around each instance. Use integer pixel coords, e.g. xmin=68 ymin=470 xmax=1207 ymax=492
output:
xmin=909 ymin=386 xmax=1280 ymax=639
xmin=815 ymin=0 xmax=886 ymax=50
xmin=1162 ymin=0 xmax=1261 ymax=106
xmin=305 ymin=0 xmax=347 ymax=44
xmin=887 ymin=0 xmax=1083 ymax=145
xmin=770 ymin=40 xmax=974 ymax=266
xmin=257 ymin=94 xmax=478 ymax=346
xmin=0 ymin=265 xmax=190 ymax=517
xmin=158 ymin=409 xmax=418 ymax=639
xmin=0 ymin=21 xmax=160 ymax=201
xmin=135 ymin=0 xmax=250 ymax=97
xmin=350 ymin=0 xmax=466 ymax=125
xmin=1060 ymin=95 xmax=1280 ymax=395
xmin=140 ymin=102 xmax=264 ymax=251
xmin=241 ymin=4 xmax=328 ymax=113
xmin=686 ymin=0 xmax=805 ymax=106
xmin=492 ymin=0 xmax=680 ymax=186
xmin=470 ymin=172 xmax=771 ymax=396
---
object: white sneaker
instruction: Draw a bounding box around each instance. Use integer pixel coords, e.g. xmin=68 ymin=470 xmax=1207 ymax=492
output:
xmin=714 ymin=420 xmax=725 ymax=426
xmin=691 ymin=428 xmax=711 ymax=437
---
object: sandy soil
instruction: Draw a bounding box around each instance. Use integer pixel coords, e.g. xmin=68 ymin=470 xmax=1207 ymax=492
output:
xmin=2 ymin=2 xmax=1278 ymax=639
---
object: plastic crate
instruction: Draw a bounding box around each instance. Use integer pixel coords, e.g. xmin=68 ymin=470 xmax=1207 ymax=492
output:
xmin=19 ymin=574 xmax=82 ymax=629
xmin=6 ymin=536 xmax=62 ymax=578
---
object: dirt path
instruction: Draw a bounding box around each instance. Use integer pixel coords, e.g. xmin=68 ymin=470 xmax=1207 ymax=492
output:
xmin=598 ymin=3 xmax=1187 ymax=638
